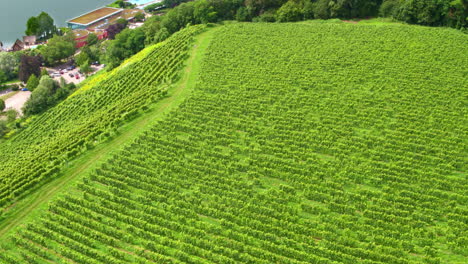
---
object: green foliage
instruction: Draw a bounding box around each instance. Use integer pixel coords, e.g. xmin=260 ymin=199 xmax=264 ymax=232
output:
xmin=109 ymin=0 xmax=135 ymax=8
xmin=0 ymin=25 xmax=205 ymax=209
xmin=0 ymin=23 xmax=466 ymax=263
xmin=0 ymin=52 xmax=19 ymax=80
xmin=80 ymin=60 xmax=92 ymax=74
xmin=25 ymin=12 xmax=57 ymax=39
xmin=26 ymin=74 xmax=39 ymax=91
xmin=23 ymin=76 xmax=60 ymax=115
xmin=0 ymin=99 xmax=5 ymax=111
xmin=75 ymin=51 xmax=90 ymax=67
xmin=154 ymin=27 xmax=170 ymax=43
xmin=25 ymin=16 xmax=39 ymax=36
xmin=253 ymin=10 xmax=277 ymax=21
xmin=0 ymin=120 xmax=7 ymax=137
xmin=117 ymin=18 xmax=129 ymax=27
xmin=41 ymin=34 xmax=76 ymax=65
xmin=40 ymin=68 xmax=49 ymax=77
xmin=5 ymin=109 xmax=17 ymax=123
xmin=0 ymin=71 xmax=7 ymax=85
xmin=19 ymin=55 xmax=41 ymax=83
xmin=105 ymin=28 xmax=146 ymax=69
xmin=276 ymin=1 xmax=303 ymax=22
xmin=134 ymin=12 xmax=146 ymax=22
xmin=236 ymin=6 xmax=253 ymax=21
xmin=86 ymin=33 xmax=99 ymax=46
xmin=379 ymin=0 xmax=400 ymax=17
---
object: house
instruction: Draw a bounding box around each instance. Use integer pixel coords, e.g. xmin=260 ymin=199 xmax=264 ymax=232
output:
xmin=11 ymin=39 xmax=24 ymax=52
xmin=67 ymin=7 xmax=123 ymax=30
xmin=23 ymin=35 xmax=37 ymax=46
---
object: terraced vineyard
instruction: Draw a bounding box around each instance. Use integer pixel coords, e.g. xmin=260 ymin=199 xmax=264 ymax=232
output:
xmin=1 ymin=22 xmax=467 ymax=263
xmin=0 ymin=25 xmax=205 ymax=208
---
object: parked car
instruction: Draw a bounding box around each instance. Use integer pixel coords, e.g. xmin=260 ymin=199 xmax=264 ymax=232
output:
xmin=69 ymin=73 xmax=74 ymax=77
xmin=66 ymin=65 xmax=76 ymax=70
xmin=91 ymin=61 xmax=100 ymax=66
xmin=63 ymin=69 xmax=68 ymax=73
xmin=59 ymin=70 xmax=64 ymax=75
xmin=75 ymin=74 xmax=80 ymax=79
xmin=21 ymin=88 xmax=29 ymax=91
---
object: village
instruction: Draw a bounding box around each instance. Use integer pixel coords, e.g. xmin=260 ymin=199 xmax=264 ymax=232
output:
xmin=0 ymin=0 xmax=161 ymax=116
xmin=1 ymin=0 xmax=159 ymax=52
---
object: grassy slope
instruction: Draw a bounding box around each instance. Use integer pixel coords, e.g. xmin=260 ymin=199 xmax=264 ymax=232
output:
xmin=0 ymin=27 xmax=216 ymax=241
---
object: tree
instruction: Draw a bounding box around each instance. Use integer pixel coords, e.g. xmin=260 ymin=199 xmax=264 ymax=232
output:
xmin=0 ymin=121 xmax=7 ymax=137
xmin=0 ymin=70 xmax=7 ymax=85
xmin=41 ymin=34 xmax=76 ymax=65
xmin=23 ymin=76 xmax=59 ymax=115
xmin=25 ymin=16 xmax=39 ymax=36
xmin=80 ymin=60 xmax=92 ymax=75
xmin=236 ymin=7 xmax=252 ymax=21
xmin=107 ymin=23 xmax=127 ymax=40
xmin=0 ymin=99 xmax=5 ymax=111
xmin=276 ymin=1 xmax=303 ymax=22
xmin=0 ymin=52 xmax=19 ymax=79
xmin=379 ymin=0 xmax=400 ymax=17
xmin=303 ymin=0 xmax=315 ymax=19
xmin=18 ymin=55 xmax=41 ymax=83
xmin=40 ymin=68 xmax=49 ymax=77
xmin=142 ymin=16 xmax=161 ymax=44
xmin=37 ymin=12 xmax=56 ymax=39
xmin=86 ymin=33 xmax=99 ymax=46
xmin=154 ymin=27 xmax=170 ymax=43
xmin=75 ymin=51 xmax=90 ymax=67
xmin=26 ymin=74 xmax=39 ymax=91
xmin=313 ymin=0 xmax=331 ymax=19
xmin=194 ymin=0 xmax=218 ymax=23
xmin=105 ymin=28 xmax=146 ymax=68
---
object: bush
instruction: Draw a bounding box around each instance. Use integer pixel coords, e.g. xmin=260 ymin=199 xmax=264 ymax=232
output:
xmin=0 ymin=99 xmax=5 ymax=111
xmin=26 ymin=74 xmax=39 ymax=91
xmin=253 ymin=12 xmax=276 ymax=22
xmin=276 ymin=1 xmax=303 ymax=22
xmin=0 ymin=121 xmax=8 ymax=137
xmin=9 ymin=84 xmax=19 ymax=91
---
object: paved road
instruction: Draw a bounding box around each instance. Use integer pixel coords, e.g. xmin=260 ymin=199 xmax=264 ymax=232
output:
xmin=4 ymin=91 xmax=31 ymax=115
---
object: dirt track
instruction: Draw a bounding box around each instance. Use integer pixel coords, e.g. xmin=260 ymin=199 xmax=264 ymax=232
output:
xmin=4 ymin=91 xmax=31 ymax=115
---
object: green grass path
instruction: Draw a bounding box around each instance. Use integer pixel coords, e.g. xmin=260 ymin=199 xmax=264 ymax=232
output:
xmin=0 ymin=27 xmax=216 ymax=241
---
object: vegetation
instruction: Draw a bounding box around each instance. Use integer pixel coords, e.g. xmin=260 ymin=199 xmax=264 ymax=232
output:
xmin=18 ymin=55 xmax=41 ymax=83
xmin=0 ymin=22 xmax=466 ymax=263
xmin=0 ymin=53 xmax=19 ymax=81
xmin=104 ymin=28 xmax=146 ymax=68
xmin=26 ymin=74 xmax=39 ymax=91
xmin=108 ymin=0 xmax=136 ymax=9
xmin=40 ymin=33 xmax=76 ymax=65
xmin=23 ymin=76 xmax=74 ymax=116
xmin=25 ymin=12 xmax=57 ymax=39
xmin=0 ymin=25 xmax=205 ymax=210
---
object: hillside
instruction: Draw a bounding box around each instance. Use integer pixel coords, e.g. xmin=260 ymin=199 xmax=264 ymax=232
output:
xmin=0 ymin=25 xmax=205 ymax=209
xmin=1 ymin=22 xmax=467 ymax=263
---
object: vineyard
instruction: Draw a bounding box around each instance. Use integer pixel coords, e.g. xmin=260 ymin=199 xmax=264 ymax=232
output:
xmin=0 ymin=25 xmax=205 ymax=209
xmin=1 ymin=22 xmax=467 ymax=263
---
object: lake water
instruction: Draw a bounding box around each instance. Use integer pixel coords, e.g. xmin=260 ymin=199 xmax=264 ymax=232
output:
xmin=0 ymin=0 xmax=111 ymax=49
